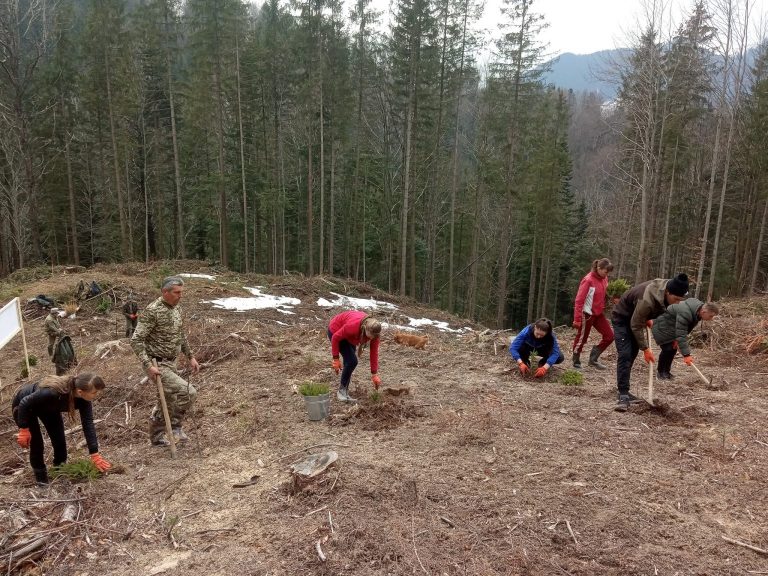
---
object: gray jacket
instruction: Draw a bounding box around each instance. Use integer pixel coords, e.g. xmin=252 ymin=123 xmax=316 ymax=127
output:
xmin=651 ymin=298 xmax=703 ymax=356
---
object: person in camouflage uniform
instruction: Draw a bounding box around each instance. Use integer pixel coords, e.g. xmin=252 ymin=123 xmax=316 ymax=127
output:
xmin=122 ymin=297 xmax=139 ymax=338
xmin=44 ymin=308 xmax=64 ymax=357
xmin=130 ymin=276 xmax=200 ymax=446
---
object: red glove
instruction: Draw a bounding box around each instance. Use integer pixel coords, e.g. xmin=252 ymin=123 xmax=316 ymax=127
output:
xmin=672 ymin=340 xmax=678 ymax=350
xmin=683 ymin=355 xmax=693 ymax=366
xmin=643 ymin=348 xmax=655 ymax=363
xmin=332 ymin=358 xmax=341 ymax=374
xmin=16 ymin=428 xmax=31 ymax=448
xmin=646 ymin=320 xmax=653 ymax=328
xmin=517 ymin=360 xmax=530 ymax=376
xmin=90 ymin=453 xmax=112 ymax=472
xmin=572 ymin=320 xmax=581 ymax=329
xmin=372 ymin=374 xmax=382 ymax=389
xmin=130 ymin=314 xmax=137 ymax=320
xmin=534 ymin=366 xmax=548 ymax=378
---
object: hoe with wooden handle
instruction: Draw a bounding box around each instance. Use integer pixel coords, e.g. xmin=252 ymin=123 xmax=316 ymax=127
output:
xmin=152 ymin=359 xmax=177 ymax=459
xmin=646 ymin=327 xmax=654 ymax=405
xmin=689 ymin=361 xmax=712 ymax=386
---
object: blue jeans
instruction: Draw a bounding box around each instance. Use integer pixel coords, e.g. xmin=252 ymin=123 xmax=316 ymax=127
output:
xmin=612 ymin=319 xmax=638 ymax=395
xmin=328 ymin=330 xmax=358 ymax=390
xmin=516 ymin=343 xmax=564 ymax=367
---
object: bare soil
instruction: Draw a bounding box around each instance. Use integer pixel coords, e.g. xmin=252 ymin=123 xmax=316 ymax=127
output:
xmin=1 ymin=262 xmax=767 ymax=575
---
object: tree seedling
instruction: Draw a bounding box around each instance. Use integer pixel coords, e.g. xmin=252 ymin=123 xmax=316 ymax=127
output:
xmin=299 ymin=382 xmax=330 ymax=396
xmin=607 ymin=278 xmax=631 ymax=301
xmin=560 ymin=370 xmax=584 ymax=386
xmin=50 ymin=459 xmax=101 ymax=482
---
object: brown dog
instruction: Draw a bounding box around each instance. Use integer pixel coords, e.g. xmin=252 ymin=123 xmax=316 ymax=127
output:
xmin=393 ymin=331 xmax=429 ymax=349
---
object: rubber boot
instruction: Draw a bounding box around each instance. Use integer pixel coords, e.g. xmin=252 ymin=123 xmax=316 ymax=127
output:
xmin=572 ymin=353 xmax=582 ymax=369
xmin=33 ymin=467 xmax=49 ymax=485
xmin=588 ymin=346 xmax=607 ymax=370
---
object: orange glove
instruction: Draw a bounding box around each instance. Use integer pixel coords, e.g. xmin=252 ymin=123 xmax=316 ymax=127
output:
xmin=646 ymin=319 xmax=653 ymax=328
xmin=572 ymin=320 xmax=581 ymax=329
xmin=90 ymin=453 xmax=112 ymax=472
xmin=683 ymin=355 xmax=694 ymax=366
xmin=643 ymin=348 xmax=655 ymax=363
xmin=534 ymin=366 xmax=548 ymax=378
xmin=372 ymin=374 xmax=382 ymax=389
xmin=517 ymin=360 xmax=530 ymax=376
xmin=332 ymin=358 xmax=341 ymax=374
xmin=130 ymin=314 xmax=137 ymax=320
xmin=672 ymin=340 xmax=678 ymax=350
xmin=16 ymin=428 xmax=31 ymax=448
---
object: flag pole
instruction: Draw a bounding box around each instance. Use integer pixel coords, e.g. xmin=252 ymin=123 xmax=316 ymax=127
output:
xmin=16 ymin=298 xmax=30 ymax=380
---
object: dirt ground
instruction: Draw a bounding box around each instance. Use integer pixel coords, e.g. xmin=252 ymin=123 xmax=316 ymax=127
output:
xmin=1 ymin=262 xmax=767 ymax=576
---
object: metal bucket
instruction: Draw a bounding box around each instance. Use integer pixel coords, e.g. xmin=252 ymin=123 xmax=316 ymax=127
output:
xmin=303 ymin=393 xmax=330 ymax=421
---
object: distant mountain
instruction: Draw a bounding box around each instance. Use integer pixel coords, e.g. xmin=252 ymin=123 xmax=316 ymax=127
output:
xmin=543 ymin=49 xmax=630 ymax=101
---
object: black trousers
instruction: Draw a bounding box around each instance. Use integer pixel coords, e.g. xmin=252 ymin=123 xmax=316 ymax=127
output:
xmin=14 ymin=410 xmax=68 ymax=474
xmin=517 ymin=343 xmax=564 ymax=367
xmin=657 ymin=342 xmax=677 ymax=375
xmin=612 ymin=319 xmax=638 ymax=395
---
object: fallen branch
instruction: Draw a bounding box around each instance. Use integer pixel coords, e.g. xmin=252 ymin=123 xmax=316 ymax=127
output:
xmin=411 ymin=514 xmax=428 ymax=574
xmin=721 ymin=535 xmax=768 ymax=556
xmin=565 ymin=520 xmax=578 ymax=545
xmin=315 ymin=536 xmax=328 ymax=562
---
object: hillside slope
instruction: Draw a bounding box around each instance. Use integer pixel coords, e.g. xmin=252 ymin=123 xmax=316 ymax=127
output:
xmin=1 ymin=263 xmax=767 ymax=575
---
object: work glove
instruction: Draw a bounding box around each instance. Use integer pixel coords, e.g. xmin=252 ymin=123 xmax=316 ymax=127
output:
xmin=683 ymin=355 xmax=694 ymax=366
xmin=372 ymin=374 xmax=382 ymax=389
xmin=130 ymin=314 xmax=137 ymax=320
xmin=534 ymin=366 xmax=549 ymax=378
xmin=643 ymin=348 xmax=655 ymax=364
xmin=672 ymin=341 xmax=678 ymax=350
xmin=16 ymin=428 xmax=31 ymax=449
xmin=572 ymin=320 xmax=581 ymax=329
xmin=332 ymin=358 xmax=341 ymax=374
xmin=646 ymin=320 xmax=653 ymax=328
xmin=90 ymin=453 xmax=112 ymax=472
xmin=517 ymin=360 xmax=530 ymax=376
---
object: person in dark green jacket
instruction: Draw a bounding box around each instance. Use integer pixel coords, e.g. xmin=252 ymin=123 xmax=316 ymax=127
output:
xmin=652 ymin=299 xmax=719 ymax=379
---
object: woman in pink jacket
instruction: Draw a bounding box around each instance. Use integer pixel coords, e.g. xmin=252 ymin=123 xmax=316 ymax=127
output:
xmin=572 ymin=258 xmax=615 ymax=369
xmin=328 ymin=311 xmax=382 ymax=402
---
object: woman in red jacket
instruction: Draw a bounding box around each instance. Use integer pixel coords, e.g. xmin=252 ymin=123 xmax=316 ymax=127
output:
xmin=572 ymin=258 xmax=615 ymax=369
xmin=328 ymin=311 xmax=382 ymax=402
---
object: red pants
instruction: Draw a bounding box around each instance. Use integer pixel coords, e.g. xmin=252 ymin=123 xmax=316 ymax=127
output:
xmin=572 ymin=313 xmax=614 ymax=354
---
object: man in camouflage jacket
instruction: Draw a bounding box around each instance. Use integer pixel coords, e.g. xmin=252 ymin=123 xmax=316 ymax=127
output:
xmin=122 ymin=298 xmax=139 ymax=338
xmin=44 ymin=308 xmax=64 ymax=357
xmin=131 ymin=276 xmax=200 ymax=446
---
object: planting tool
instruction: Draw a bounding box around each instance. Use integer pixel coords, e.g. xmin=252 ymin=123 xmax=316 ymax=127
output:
xmin=152 ymin=359 xmax=177 ymax=459
xmin=646 ymin=327 xmax=654 ymax=405
xmin=689 ymin=361 xmax=712 ymax=386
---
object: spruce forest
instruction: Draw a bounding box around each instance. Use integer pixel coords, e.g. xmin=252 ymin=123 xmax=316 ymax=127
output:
xmin=1 ymin=0 xmax=767 ymax=328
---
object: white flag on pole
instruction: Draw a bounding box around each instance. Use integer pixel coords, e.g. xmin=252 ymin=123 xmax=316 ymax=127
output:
xmin=0 ymin=298 xmax=22 ymax=350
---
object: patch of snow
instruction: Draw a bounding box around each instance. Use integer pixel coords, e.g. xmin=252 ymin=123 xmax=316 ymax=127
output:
xmin=274 ymin=320 xmax=289 ymax=326
xmin=406 ymin=317 xmax=473 ymax=333
xmin=204 ymin=286 xmax=301 ymax=312
xmin=179 ymin=273 xmax=216 ymax=280
xmin=316 ymin=292 xmax=398 ymax=310
xmin=381 ymin=322 xmax=418 ymax=332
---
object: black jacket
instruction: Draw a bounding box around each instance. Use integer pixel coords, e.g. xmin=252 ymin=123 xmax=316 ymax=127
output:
xmin=12 ymin=382 xmax=99 ymax=454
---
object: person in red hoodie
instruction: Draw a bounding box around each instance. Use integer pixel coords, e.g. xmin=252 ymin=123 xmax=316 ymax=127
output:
xmin=328 ymin=311 xmax=382 ymax=402
xmin=572 ymin=258 xmax=615 ymax=369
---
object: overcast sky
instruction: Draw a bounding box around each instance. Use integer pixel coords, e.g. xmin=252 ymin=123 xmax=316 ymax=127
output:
xmin=474 ymin=0 xmax=768 ymax=56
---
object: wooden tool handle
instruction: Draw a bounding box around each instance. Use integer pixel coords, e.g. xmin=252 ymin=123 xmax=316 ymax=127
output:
xmin=152 ymin=360 xmax=177 ymax=458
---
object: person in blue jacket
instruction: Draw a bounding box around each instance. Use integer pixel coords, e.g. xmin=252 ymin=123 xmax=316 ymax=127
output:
xmin=509 ymin=318 xmax=564 ymax=378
